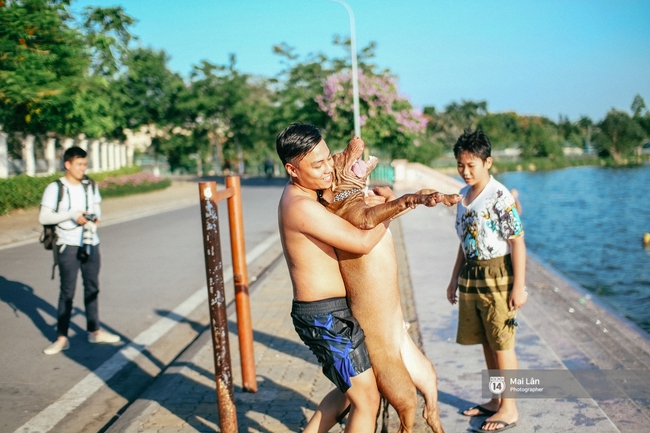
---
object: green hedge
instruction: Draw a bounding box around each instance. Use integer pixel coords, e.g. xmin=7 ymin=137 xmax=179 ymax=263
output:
xmin=0 ymin=174 xmax=46 ymax=215
xmin=0 ymin=167 xmax=170 ymax=215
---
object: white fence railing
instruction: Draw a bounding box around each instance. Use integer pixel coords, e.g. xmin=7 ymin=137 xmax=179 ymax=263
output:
xmin=0 ymin=132 xmax=134 ymax=178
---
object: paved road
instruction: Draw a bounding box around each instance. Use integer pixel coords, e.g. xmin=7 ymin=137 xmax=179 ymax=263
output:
xmin=0 ymin=178 xmax=286 ymax=433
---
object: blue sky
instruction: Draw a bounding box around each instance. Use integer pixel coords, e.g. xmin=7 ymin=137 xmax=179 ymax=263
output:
xmin=74 ymin=0 xmax=650 ymax=122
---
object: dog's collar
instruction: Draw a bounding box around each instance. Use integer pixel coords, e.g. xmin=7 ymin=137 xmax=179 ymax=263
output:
xmin=333 ymin=188 xmax=363 ymax=202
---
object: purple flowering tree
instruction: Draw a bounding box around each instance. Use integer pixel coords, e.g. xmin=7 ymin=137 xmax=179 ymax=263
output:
xmin=315 ymin=70 xmax=428 ymax=159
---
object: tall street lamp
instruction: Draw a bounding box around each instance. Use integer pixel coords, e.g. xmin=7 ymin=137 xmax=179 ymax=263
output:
xmin=328 ymin=0 xmax=361 ymax=139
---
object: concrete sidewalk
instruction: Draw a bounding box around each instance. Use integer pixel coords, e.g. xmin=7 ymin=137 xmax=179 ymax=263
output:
xmin=104 ymin=170 xmax=649 ymax=432
xmin=3 ymin=170 xmax=650 ymax=432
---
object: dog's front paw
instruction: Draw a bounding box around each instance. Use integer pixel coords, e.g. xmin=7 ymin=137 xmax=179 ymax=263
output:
xmin=440 ymin=193 xmax=462 ymax=206
xmin=423 ymin=192 xmax=443 ymax=207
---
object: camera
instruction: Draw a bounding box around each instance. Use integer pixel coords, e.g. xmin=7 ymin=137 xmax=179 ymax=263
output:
xmin=78 ymin=215 xmax=98 ymax=262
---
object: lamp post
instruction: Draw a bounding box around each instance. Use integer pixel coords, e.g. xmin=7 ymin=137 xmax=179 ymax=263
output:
xmin=328 ymin=0 xmax=361 ymax=139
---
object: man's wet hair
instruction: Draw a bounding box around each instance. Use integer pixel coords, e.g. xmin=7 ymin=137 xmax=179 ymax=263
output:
xmin=276 ymin=123 xmax=322 ymax=165
xmin=63 ymin=146 xmax=87 ymax=163
xmin=453 ymin=129 xmax=492 ymax=161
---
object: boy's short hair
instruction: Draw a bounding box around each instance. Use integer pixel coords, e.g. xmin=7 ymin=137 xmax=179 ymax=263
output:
xmin=63 ymin=146 xmax=87 ymax=163
xmin=276 ymin=123 xmax=322 ymax=165
xmin=453 ymin=129 xmax=492 ymax=161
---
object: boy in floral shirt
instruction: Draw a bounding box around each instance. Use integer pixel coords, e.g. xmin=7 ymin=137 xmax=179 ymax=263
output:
xmin=446 ymin=129 xmax=527 ymax=433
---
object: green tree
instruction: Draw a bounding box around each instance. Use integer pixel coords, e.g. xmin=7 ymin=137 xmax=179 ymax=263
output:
xmin=576 ymin=116 xmax=594 ymax=150
xmin=103 ymin=46 xmax=188 ymax=170
xmin=631 ymin=94 xmax=647 ymax=118
xmin=271 ymin=42 xmax=331 ymax=133
xmin=0 ymin=1 xmax=137 ymax=140
xmin=173 ymin=56 xmax=274 ymax=174
xmin=423 ymin=100 xmax=490 ymax=152
xmin=220 ymin=70 xmax=274 ymax=173
xmin=81 ymin=5 xmax=135 ymax=78
xmin=594 ymin=109 xmax=644 ymax=160
xmin=444 ymin=100 xmax=487 ymax=130
xmin=477 ymin=111 xmax=523 ymax=149
xmin=174 ymin=60 xmax=228 ymax=172
xmin=114 ymin=47 xmax=183 ymax=131
xmin=76 ymin=5 xmax=136 ymax=138
xmin=0 ymin=0 xmax=88 ymax=135
xmin=630 ymin=94 xmax=650 ymax=142
xmin=519 ymin=118 xmax=563 ymax=159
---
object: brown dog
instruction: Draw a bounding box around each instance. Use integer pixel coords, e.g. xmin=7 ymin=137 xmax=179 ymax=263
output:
xmin=320 ymin=137 xmax=459 ymax=433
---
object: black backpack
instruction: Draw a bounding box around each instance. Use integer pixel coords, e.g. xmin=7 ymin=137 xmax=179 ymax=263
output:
xmin=40 ymin=180 xmax=65 ymax=251
xmin=40 ymin=177 xmax=95 ymax=278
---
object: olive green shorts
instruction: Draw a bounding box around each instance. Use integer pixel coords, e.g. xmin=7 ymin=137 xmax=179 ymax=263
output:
xmin=456 ymin=254 xmax=517 ymax=351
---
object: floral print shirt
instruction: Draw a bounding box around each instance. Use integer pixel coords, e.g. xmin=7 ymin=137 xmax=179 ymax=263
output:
xmin=455 ymin=176 xmax=523 ymax=260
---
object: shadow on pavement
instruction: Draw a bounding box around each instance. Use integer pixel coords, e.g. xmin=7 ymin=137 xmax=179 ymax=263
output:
xmin=0 ymin=275 xmax=59 ymax=338
xmin=227 ymin=319 xmax=319 ymax=367
xmin=154 ymin=362 xmax=317 ymax=432
xmin=0 ymin=276 xmax=127 ymax=367
xmin=0 ymin=275 xmax=126 ymax=370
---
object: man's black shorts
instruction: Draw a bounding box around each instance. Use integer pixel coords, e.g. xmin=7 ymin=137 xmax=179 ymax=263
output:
xmin=291 ymin=297 xmax=372 ymax=393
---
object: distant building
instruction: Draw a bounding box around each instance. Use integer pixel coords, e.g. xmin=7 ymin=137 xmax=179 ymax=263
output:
xmin=563 ymin=147 xmax=584 ymax=156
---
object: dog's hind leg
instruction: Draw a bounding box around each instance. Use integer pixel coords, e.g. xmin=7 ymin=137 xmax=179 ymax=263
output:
xmin=371 ymin=351 xmax=417 ymax=433
xmin=401 ymin=333 xmax=445 ymax=433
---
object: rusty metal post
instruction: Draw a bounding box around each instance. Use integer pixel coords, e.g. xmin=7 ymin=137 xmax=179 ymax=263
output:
xmin=198 ymin=182 xmax=238 ymax=432
xmin=225 ymin=176 xmax=258 ymax=392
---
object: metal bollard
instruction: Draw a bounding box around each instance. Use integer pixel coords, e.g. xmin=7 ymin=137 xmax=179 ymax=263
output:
xmin=225 ymin=176 xmax=258 ymax=392
xmin=198 ymin=181 xmax=237 ymax=432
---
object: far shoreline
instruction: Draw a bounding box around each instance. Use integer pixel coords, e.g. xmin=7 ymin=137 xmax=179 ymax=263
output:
xmin=433 ymin=155 xmax=650 ymax=175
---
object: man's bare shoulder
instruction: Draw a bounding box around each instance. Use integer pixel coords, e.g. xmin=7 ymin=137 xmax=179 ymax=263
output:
xmin=280 ymin=184 xmax=321 ymax=215
xmin=280 ymin=184 xmax=335 ymax=235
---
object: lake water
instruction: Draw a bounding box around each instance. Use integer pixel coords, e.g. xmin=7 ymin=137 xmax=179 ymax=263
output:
xmin=494 ymin=163 xmax=650 ymax=335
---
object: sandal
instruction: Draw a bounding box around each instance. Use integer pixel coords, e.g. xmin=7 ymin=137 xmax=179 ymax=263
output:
xmin=474 ymin=420 xmax=517 ymax=432
xmin=462 ymin=404 xmax=497 ymax=417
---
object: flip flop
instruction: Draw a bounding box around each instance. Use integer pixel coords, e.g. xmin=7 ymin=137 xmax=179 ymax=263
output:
xmin=462 ymin=404 xmax=497 ymax=417
xmin=473 ymin=420 xmax=517 ymax=432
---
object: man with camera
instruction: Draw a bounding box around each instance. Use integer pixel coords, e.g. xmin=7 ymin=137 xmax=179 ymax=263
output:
xmin=39 ymin=146 xmax=120 ymax=355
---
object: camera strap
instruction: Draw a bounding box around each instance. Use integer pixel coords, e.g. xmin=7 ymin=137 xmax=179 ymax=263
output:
xmin=83 ymin=181 xmax=91 ymax=213
xmin=82 ymin=176 xmax=96 ymax=215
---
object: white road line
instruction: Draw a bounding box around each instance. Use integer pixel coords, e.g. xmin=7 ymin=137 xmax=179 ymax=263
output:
xmin=14 ymin=232 xmax=280 ymax=433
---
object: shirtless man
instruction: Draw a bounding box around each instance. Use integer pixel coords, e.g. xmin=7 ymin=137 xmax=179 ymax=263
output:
xmin=277 ymin=123 xmax=389 ymax=432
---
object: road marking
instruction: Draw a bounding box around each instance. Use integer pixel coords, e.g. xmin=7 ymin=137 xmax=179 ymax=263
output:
xmin=14 ymin=232 xmax=280 ymax=433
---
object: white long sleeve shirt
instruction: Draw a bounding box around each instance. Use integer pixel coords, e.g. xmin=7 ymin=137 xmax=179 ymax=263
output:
xmin=39 ymin=177 xmax=102 ymax=246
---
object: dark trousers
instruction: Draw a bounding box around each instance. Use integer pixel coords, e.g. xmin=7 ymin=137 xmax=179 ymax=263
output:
xmin=56 ymin=245 xmax=101 ymax=337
